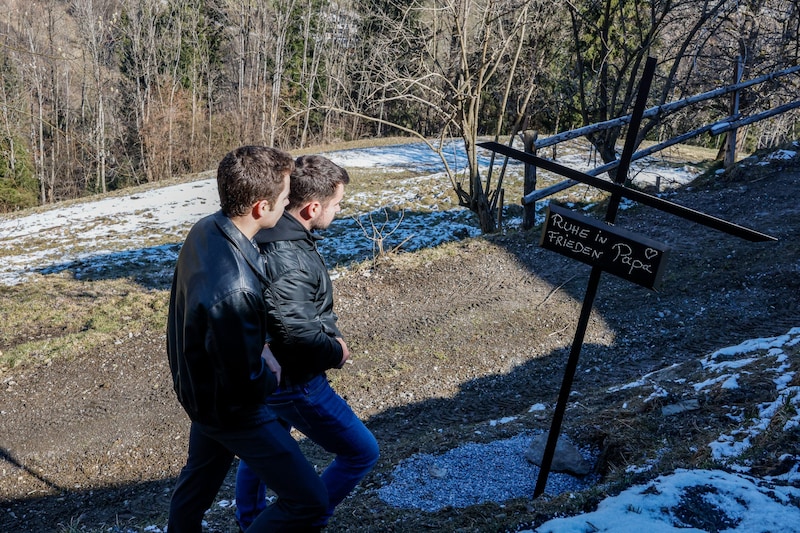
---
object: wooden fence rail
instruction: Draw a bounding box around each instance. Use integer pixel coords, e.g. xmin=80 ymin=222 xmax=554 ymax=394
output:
xmin=524 ymin=99 xmax=800 ymax=204
xmin=530 ymin=64 xmax=800 ymax=151
xmin=511 ymin=63 xmax=800 ymax=227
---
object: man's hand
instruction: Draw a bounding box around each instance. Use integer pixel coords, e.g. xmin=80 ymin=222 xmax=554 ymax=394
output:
xmin=261 ymin=344 xmax=281 ymax=384
xmin=335 ymin=337 xmax=350 ymax=369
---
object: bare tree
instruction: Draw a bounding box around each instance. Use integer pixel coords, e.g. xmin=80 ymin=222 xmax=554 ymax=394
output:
xmin=71 ymin=0 xmax=119 ymax=194
xmin=563 ymin=0 xmax=748 ymax=173
xmin=220 ymin=0 xmax=295 ymax=147
xmin=1 ymin=0 xmax=797 ymax=208
xmin=219 ymin=0 xmax=262 ymax=144
xmin=344 ymin=0 xmax=560 ymax=233
xmin=23 ymin=10 xmax=49 ymax=202
xmin=688 ymin=0 xmax=800 ymax=149
xmin=294 ymin=0 xmax=324 ymax=147
xmin=264 ymin=0 xmax=296 ymax=146
xmin=118 ymin=0 xmax=161 ymax=182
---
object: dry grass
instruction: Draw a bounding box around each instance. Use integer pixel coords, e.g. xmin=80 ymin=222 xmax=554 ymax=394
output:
xmin=0 ymin=274 xmax=168 ymax=369
xmin=639 ymin=140 xmax=722 ymax=164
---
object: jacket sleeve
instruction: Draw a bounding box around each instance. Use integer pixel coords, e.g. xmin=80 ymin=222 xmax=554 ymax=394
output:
xmin=206 ymin=289 xmax=278 ymax=404
xmin=264 ymin=251 xmax=343 ymax=376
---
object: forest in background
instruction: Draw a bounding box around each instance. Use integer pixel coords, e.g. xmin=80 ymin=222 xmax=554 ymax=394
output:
xmin=1 ymin=0 xmax=799 ymax=214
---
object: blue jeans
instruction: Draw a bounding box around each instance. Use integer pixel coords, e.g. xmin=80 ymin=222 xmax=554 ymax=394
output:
xmin=168 ymin=419 xmax=327 ymax=533
xmin=236 ymin=374 xmax=379 ymax=528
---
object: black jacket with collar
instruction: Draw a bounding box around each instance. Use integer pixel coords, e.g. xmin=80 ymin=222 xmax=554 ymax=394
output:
xmin=167 ymin=211 xmax=277 ymax=428
xmin=255 ymin=211 xmax=343 ymax=384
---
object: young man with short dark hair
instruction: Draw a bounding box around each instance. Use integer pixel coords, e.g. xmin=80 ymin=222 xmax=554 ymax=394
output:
xmin=235 ymin=155 xmax=379 ymax=530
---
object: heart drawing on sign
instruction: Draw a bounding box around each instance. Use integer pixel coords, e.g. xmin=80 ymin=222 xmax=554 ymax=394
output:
xmin=645 ymin=248 xmax=658 ymax=260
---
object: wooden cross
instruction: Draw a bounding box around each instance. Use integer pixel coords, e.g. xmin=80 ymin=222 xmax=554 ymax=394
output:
xmin=478 ymin=57 xmax=777 ymax=497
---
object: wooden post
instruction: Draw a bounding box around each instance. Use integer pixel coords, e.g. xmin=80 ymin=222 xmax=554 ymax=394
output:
xmin=522 ymin=130 xmax=538 ymax=230
xmin=724 ymin=57 xmax=744 ymax=168
xmin=534 ymin=57 xmax=658 ymax=498
xmin=496 ymin=188 xmax=504 ymax=229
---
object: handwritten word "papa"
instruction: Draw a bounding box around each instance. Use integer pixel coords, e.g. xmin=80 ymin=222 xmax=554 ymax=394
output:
xmin=612 ymin=243 xmax=656 ymax=275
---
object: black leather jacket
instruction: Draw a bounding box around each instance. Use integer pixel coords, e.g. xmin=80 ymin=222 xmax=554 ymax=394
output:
xmin=167 ymin=211 xmax=277 ymax=427
xmin=255 ymin=212 xmax=343 ymax=385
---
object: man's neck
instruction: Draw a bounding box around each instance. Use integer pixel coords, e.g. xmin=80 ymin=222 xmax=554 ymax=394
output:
xmin=229 ymin=214 xmax=259 ymax=240
xmin=287 ymin=208 xmax=313 ymax=231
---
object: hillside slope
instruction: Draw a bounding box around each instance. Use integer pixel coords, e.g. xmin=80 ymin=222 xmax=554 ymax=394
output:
xmin=0 ymin=147 xmax=798 ymax=532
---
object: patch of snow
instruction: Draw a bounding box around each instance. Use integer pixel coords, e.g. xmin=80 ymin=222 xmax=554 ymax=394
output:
xmin=765 ymin=149 xmax=797 ymax=161
xmin=531 ymin=469 xmax=800 ymax=533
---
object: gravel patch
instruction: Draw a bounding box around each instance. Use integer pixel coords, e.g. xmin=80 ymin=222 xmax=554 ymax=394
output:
xmin=377 ymin=431 xmax=599 ymax=512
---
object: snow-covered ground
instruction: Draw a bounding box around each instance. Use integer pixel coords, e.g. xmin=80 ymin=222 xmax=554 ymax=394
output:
xmin=1 ymin=139 xmax=798 ymax=532
xmin=0 ymin=139 xmax=700 ymax=286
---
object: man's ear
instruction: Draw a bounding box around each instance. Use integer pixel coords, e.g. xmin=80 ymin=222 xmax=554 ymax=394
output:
xmin=252 ymin=199 xmax=271 ymax=219
xmin=299 ymin=201 xmax=320 ymax=222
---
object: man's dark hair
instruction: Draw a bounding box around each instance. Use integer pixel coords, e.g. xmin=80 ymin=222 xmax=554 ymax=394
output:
xmin=217 ymin=146 xmax=295 ymax=216
xmin=288 ymin=155 xmax=350 ymax=210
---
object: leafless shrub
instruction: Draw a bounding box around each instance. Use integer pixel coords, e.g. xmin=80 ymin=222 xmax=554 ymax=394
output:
xmin=353 ymin=208 xmax=413 ymax=264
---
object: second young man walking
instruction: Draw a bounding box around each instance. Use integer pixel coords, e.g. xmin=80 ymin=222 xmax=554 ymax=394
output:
xmin=235 ymin=155 xmax=379 ymax=530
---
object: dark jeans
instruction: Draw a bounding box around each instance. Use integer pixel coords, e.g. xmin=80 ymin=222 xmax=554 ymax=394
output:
xmin=236 ymin=374 xmax=379 ymax=529
xmin=168 ymin=419 xmax=328 ymax=532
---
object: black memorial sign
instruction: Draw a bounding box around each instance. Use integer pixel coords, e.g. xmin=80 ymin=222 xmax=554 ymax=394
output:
xmin=541 ymin=203 xmax=669 ymax=289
